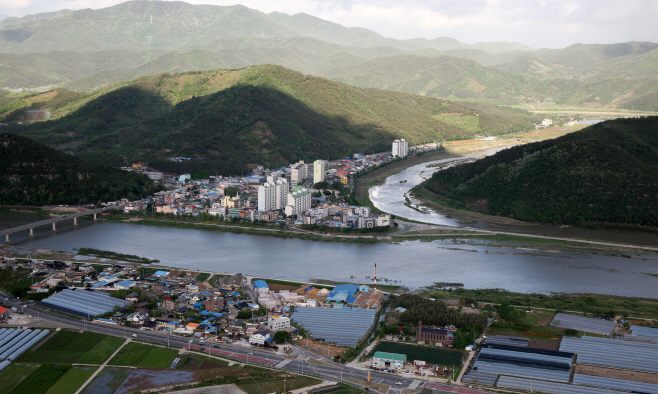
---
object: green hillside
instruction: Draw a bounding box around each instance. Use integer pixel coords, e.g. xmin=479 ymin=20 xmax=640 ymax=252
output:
xmin=0 ymin=133 xmax=161 ymax=205
xmin=3 ymin=65 xmax=539 ymax=175
xmin=420 ymin=116 xmax=658 ymax=232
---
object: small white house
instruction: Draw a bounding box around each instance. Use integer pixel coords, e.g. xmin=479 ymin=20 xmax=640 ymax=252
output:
xmin=268 ymin=316 xmax=291 ymax=331
xmin=249 ymin=330 xmax=272 ymax=346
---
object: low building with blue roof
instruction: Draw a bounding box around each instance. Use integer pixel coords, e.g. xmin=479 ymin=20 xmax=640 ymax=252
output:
xmin=253 ymin=280 xmax=269 ymax=294
xmin=115 ymin=280 xmax=136 ymax=290
xmin=153 ymin=270 xmax=169 ymax=277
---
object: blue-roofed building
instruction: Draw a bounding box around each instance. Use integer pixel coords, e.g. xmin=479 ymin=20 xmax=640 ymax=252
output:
xmin=253 ymin=280 xmax=269 ymax=294
xmin=359 ymin=285 xmax=370 ymax=293
xmin=91 ymin=281 xmax=109 ymax=288
xmin=115 ymin=280 xmax=136 ymax=290
xmin=153 ymin=271 xmax=169 ymax=277
xmin=328 ymin=284 xmax=359 ymax=303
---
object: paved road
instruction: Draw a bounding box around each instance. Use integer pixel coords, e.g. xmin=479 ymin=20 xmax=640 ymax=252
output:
xmin=0 ymin=291 xmax=489 ymax=394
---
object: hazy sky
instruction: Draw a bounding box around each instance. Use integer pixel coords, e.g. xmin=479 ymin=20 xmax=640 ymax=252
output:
xmin=1 ymin=0 xmax=656 ymax=48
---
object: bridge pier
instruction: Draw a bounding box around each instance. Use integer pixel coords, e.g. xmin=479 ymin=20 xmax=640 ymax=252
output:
xmin=94 ymin=213 xmax=97 ymax=221
xmin=30 ymin=228 xmax=34 ymax=236
xmin=74 ymin=217 xmax=77 ymax=226
xmin=5 ymin=234 xmax=8 ymax=243
xmin=52 ymin=222 xmax=56 ymax=231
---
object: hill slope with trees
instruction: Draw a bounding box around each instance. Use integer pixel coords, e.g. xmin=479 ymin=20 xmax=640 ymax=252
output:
xmin=3 ymin=65 xmax=539 ymax=175
xmin=0 ymin=133 xmax=161 ymax=205
xmin=420 ymin=116 xmax=658 ymax=232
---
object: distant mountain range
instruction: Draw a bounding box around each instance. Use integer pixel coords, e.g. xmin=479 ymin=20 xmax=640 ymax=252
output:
xmin=420 ymin=116 xmax=658 ymax=232
xmin=1 ymin=1 xmax=656 ymax=110
xmin=1 ymin=65 xmax=539 ymax=175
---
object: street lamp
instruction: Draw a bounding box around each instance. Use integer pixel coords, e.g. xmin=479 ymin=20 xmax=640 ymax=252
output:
xmin=247 ymin=352 xmax=252 ymax=365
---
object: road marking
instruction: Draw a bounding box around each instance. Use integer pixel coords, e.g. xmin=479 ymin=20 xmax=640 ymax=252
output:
xmin=408 ymin=380 xmax=421 ymax=389
xmin=275 ymin=359 xmax=292 ymax=368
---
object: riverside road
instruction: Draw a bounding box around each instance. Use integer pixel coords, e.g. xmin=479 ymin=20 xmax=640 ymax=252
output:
xmin=0 ymin=291 xmax=487 ymax=394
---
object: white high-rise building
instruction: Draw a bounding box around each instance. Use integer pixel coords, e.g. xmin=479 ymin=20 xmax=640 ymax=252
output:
xmin=392 ymin=139 xmax=409 ymax=157
xmin=258 ymin=178 xmax=289 ymax=211
xmin=290 ymin=161 xmax=307 ymax=185
xmin=313 ymin=160 xmax=326 ymax=184
xmin=285 ymin=186 xmax=312 ymax=218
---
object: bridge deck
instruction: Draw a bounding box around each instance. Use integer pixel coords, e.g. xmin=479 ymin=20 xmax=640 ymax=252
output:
xmin=0 ymin=206 xmax=117 ymax=237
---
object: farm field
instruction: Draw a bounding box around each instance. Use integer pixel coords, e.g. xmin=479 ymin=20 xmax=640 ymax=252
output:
xmin=7 ymin=364 xmax=71 ymax=394
xmin=0 ymin=363 xmax=40 ymax=393
xmin=309 ymin=385 xmax=364 ymax=394
xmin=79 ymin=367 xmax=132 ymax=394
xmin=108 ymin=342 xmax=178 ymax=368
xmin=79 ymin=336 xmax=125 ymax=364
xmin=114 ymin=369 xmax=202 ymax=394
xmin=45 ymin=366 xmax=98 ymax=394
xmin=176 ymin=354 xmax=229 ymax=369
xmin=238 ymin=376 xmax=321 ymax=394
xmin=19 ymin=330 xmax=107 ymax=364
xmin=373 ymin=342 xmax=464 ymax=366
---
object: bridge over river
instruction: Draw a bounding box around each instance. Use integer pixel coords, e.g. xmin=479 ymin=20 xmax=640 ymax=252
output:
xmin=1 ymin=206 xmax=120 ymax=242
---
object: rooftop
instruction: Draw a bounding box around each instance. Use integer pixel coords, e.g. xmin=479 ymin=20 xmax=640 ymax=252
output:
xmin=373 ymin=352 xmax=407 ymax=362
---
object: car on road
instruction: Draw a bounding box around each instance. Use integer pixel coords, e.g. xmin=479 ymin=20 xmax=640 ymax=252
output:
xmin=132 ymin=334 xmax=137 ymax=338
xmin=395 ymin=382 xmax=403 ymax=385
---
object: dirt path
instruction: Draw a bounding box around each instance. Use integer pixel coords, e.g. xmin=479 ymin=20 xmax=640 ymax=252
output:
xmin=74 ymin=338 xmax=132 ymax=394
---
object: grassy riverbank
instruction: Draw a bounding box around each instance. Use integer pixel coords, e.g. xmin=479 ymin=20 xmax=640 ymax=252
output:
xmin=105 ymin=216 xmax=381 ymax=244
xmin=417 ymin=287 xmax=658 ymax=320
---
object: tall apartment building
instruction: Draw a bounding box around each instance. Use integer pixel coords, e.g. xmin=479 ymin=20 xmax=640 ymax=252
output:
xmin=267 ymin=170 xmax=284 ymax=183
xmin=313 ymin=160 xmax=326 ymax=184
xmin=290 ymin=161 xmax=307 ymax=185
xmin=285 ymin=186 xmax=312 ymax=218
xmin=258 ymin=178 xmax=289 ymax=211
xmin=392 ymin=139 xmax=409 ymax=157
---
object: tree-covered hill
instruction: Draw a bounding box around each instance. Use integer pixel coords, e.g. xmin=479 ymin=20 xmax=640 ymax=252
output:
xmin=421 ymin=116 xmax=658 ymax=232
xmin=0 ymin=133 xmax=161 ymax=205
xmin=3 ymin=65 xmax=540 ymax=175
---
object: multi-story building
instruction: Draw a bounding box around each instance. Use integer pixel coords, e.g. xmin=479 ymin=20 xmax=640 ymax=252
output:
xmin=205 ymin=299 xmax=225 ymax=312
xmin=290 ymin=161 xmax=307 ymax=185
xmin=285 ymin=186 xmax=312 ymax=218
xmin=313 ymin=160 xmax=326 ymax=184
xmin=268 ymin=316 xmax=291 ymax=331
xmin=258 ymin=178 xmax=289 ymax=212
xmin=392 ymin=139 xmax=409 ymax=157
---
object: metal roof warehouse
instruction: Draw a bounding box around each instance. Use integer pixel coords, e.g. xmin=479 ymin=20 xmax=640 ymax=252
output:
xmin=39 ymin=288 xmax=131 ymax=318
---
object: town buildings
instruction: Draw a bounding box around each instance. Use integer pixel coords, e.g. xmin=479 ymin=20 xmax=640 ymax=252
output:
xmin=392 ymin=139 xmax=409 ymax=158
xmin=313 ymin=160 xmax=326 ymax=184
xmin=290 ymin=161 xmax=307 ymax=185
xmin=285 ymin=186 xmax=312 ymax=218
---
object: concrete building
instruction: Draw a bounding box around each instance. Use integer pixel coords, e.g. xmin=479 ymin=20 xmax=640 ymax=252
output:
xmin=313 ymin=160 xmax=326 ymax=184
xmin=268 ymin=316 xmax=291 ymax=331
xmin=290 ymin=161 xmax=307 ymax=185
xmin=205 ymin=299 xmax=225 ymax=312
xmin=392 ymin=139 xmax=409 ymax=158
xmin=285 ymin=186 xmax=312 ymax=218
xmin=249 ymin=330 xmax=272 ymax=345
xmin=259 ymin=178 xmax=289 ymax=211
xmin=372 ymin=352 xmax=407 ymax=370
xmin=416 ymin=321 xmax=452 ymax=346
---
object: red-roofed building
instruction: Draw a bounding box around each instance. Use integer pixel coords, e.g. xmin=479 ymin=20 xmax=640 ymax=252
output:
xmin=0 ymin=306 xmax=8 ymax=317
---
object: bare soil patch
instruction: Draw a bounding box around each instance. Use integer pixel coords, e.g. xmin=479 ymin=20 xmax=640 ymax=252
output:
xmin=575 ymin=364 xmax=658 ymax=384
xmin=527 ymin=341 xmax=560 ymax=351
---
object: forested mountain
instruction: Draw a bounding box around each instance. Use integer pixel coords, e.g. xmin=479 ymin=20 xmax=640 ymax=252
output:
xmin=2 ymin=65 xmax=539 ymax=175
xmin=0 ymin=133 xmax=160 ymax=205
xmin=1 ymin=1 xmax=657 ymax=111
xmin=421 ymin=117 xmax=658 ymax=232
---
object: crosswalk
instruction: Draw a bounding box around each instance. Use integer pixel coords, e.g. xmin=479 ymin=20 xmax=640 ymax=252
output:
xmin=275 ymin=358 xmax=292 ymax=368
xmin=408 ymin=380 xmax=422 ymax=389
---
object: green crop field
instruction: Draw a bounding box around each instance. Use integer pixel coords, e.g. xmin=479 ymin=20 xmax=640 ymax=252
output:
xmin=196 ymin=273 xmax=210 ymax=281
xmin=18 ymin=350 xmax=84 ymax=363
xmin=45 ymin=366 xmax=98 ymax=394
xmin=80 ymin=367 xmax=132 ymax=394
xmin=79 ymin=337 xmax=125 ymax=364
xmin=239 ymin=377 xmax=321 ymax=394
xmin=19 ymin=331 xmax=107 ymax=364
xmin=7 ymin=364 xmax=71 ymax=394
xmin=108 ymin=342 xmax=178 ymax=368
xmin=372 ymin=342 xmax=464 ymax=366
xmin=0 ymin=363 xmax=40 ymax=393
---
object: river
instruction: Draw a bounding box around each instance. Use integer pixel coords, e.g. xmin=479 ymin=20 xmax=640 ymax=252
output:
xmin=2 ymin=211 xmax=658 ymax=297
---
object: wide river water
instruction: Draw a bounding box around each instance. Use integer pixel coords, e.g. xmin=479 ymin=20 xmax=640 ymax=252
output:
xmin=2 ymin=152 xmax=658 ymax=297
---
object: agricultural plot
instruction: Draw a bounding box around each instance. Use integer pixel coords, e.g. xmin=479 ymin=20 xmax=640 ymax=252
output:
xmin=108 ymin=342 xmax=178 ymax=368
xmin=238 ymin=377 xmax=321 ymax=394
xmin=79 ymin=367 xmax=132 ymax=394
xmin=7 ymin=364 xmax=71 ymax=394
xmin=114 ymin=369 xmax=202 ymax=394
xmin=0 ymin=363 xmax=40 ymax=393
xmin=44 ymin=366 xmax=98 ymax=394
xmin=19 ymin=331 xmax=108 ymax=364
xmin=79 ymin=337 xmax=125 ymax=364
xmin=372 ymin=342 xmax=464 ymax=366
xmin=176 ymin=354 xmax=228 ymax=370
